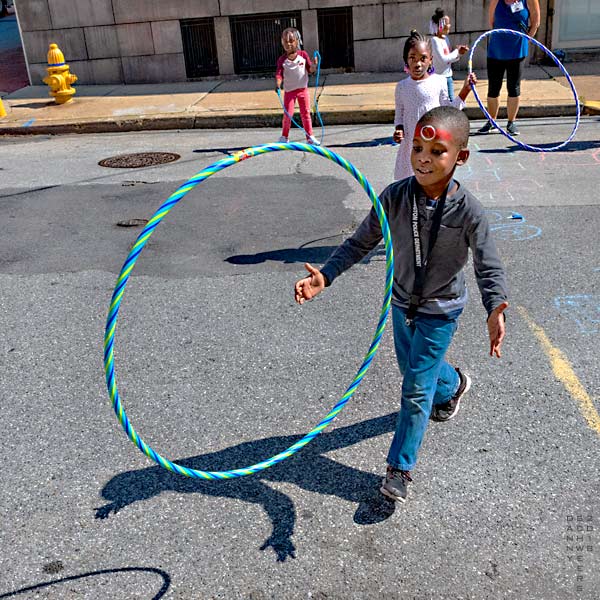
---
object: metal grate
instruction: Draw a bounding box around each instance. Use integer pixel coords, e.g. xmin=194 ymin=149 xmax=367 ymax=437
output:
xmin=181 ymin=18 xmax=219 ymax=78
xmin=317 ymin=7 xmax=354 ymax=70
xmin=98 ymin=152 xmax=181 ymax=168
xmin=230 ymin=11 xmax=302 ymax=74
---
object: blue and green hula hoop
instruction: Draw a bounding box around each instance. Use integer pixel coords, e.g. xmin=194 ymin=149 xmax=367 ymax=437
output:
xmin=104 ymin=142 xmax=394 ymax=479
xmin=469 ymin=29 xmax=580 ymax=151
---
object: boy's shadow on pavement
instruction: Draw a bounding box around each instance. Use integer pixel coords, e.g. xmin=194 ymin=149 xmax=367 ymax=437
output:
xmin=225 ymin=238 xmax=385 ymax=266
xmin=226 ymin=244 xmax=336 ymax=265
xmin=95 ymin=413 xmax=398 ymax=562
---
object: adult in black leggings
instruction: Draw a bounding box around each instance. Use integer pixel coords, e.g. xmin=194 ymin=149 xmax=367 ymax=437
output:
xmin=0 ymin=0 xmax=9 ymax=17
xmin=479 ymin=0 xmax=540 ymax=136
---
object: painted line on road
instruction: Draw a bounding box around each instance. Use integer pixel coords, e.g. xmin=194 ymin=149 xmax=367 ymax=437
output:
xmin=518 ymin=305 xmax=600 ymax=435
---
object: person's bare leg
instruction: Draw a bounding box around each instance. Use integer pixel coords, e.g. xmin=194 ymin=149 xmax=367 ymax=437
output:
xmin=478 ymin=96 xmax=500 ymax=133
xmin=507 ymin=96 xmax=520 ymax=122
xmin=487 ymin=96 xmax=500 ymax=119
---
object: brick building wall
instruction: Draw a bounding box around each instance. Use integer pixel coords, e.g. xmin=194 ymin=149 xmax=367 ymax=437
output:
xmin=14 ymin=0 xmax=552 ymax=85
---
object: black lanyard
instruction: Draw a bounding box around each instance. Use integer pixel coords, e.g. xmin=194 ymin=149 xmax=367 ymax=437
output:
xmin=405 ymin=177 xmax=450 ymax=325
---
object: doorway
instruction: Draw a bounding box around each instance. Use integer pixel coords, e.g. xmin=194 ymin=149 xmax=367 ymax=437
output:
xmin=317 ymin=7 xmax=354 ymax=70
xmin=181 ymin=18 xmax=220 ymax=78
xmin=0 ymin=1 xmax=30 ymax=94
xmin=552 ymin=0 xmax=600 ymax=49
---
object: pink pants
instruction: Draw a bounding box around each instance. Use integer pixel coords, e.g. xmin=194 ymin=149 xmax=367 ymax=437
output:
xmin=281 ymin=87 xmax=313 ymax=138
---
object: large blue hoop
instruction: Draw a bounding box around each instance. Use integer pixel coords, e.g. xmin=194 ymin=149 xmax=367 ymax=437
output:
xmin=104 ymin=143 xmax=394 ymax=479
xmin=468 ymin=29 xmax=580 ymax=152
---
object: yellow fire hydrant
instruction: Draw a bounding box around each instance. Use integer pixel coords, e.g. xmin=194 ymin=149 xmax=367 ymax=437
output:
xmin=43 ymin=43 xmax=77 ymax=104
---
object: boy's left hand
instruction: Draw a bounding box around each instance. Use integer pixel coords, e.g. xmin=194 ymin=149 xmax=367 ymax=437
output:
xmin=487 ymin=301 xmax=509 ymax=358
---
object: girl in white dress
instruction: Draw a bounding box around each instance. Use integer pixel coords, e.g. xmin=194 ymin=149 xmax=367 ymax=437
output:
xmin=393 ymin=30 xmax=476 ymax=181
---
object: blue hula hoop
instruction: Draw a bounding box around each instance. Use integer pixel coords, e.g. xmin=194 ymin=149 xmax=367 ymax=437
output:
xmin=468 ymin=29 xmax=580 ymax=152
xmin=104 ymin=143 xmax=393 ymax=479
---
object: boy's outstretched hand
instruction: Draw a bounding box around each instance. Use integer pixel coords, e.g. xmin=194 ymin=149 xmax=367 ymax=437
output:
xmin=487 ymin=301 xmax=509 ymax=358
xmin=294 ymin=262 xmax=325 ymax=304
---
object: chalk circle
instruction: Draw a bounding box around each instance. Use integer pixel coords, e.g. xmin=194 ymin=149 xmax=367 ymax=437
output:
xmin=468 ymin=29 xmax=580 ymax=152
xmin=491 ymin=224 xmax=542 ymax=241
xmin=104 ymin=143 xmax=394 ymax=480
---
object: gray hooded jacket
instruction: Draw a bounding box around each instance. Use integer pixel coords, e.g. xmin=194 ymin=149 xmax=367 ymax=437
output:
xmin=320 ymin=177 xmax=508 ymax=317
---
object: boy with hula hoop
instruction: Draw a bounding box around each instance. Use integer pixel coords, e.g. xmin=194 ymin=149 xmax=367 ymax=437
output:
xmin=295 ymin=106 xmax=509 ymax=503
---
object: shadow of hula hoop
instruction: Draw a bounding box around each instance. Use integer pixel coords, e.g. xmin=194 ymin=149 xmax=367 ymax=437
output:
xmin=0 ymin=567 xmax=171 ymax=599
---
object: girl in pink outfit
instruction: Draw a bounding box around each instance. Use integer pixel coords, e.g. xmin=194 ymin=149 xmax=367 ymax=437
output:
xmin=275 ymin=28 xmax=319 ymax=145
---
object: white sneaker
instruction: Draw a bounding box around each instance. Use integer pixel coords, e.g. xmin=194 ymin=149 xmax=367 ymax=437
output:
xmin=277 ymin=136 xmax=289 ymax=143
xmin=306 ymin=135 xmax=321 ymax=146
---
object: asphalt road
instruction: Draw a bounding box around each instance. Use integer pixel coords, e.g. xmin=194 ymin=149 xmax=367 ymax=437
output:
xmin=0 ymin=118 xmax=599 ymax=599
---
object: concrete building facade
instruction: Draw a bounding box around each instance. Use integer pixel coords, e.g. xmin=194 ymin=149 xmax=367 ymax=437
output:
xmin=12 ymin=0 xmax=597 ymax=85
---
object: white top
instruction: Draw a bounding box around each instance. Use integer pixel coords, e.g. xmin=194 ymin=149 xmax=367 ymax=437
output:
xmin=393 ymin=74 xmax=465 ymax=181
xmin=431 ymin=36 xmax=460 ymax=78
xmin=277 ymin=51 xmax=310 ymax=92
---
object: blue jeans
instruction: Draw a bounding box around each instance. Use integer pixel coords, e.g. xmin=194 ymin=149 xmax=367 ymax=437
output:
xmin=446 ymin=76 xmax=455 ymax=101
xmin=387 ymin=305 xmax=461 ymax=470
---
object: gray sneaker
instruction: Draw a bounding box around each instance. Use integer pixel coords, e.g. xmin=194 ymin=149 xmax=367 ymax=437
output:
xmin=430 ymin=368 xmax=472 ymax=422
xmin=506 ymin=121 xmax=520 ymax=136
xmin=380 ymin=466 xmax=412 ymax=502
xmin=477 ymin=121 xmax=495 ymax=134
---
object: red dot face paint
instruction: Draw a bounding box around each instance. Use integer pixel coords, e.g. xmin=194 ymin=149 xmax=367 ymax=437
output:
xmin=414 ymin=124 xmax=454 ymax=143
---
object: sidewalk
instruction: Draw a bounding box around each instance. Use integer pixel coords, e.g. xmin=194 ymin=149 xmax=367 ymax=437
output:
xmin=1 ymin=62 xmax=598 ymax=135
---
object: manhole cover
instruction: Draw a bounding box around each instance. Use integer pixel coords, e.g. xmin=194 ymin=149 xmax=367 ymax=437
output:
xmin=99 ymin=152 xmax=180 ymax=168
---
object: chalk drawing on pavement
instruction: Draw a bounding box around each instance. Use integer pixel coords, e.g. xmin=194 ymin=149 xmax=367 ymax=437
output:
xmin=485 ymin=210 xmax=542 ymax=241
xmin=554 ymin=295 xmax=600 ymax=334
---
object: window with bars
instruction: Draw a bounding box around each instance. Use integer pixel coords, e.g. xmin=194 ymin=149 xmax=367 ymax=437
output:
xmin=317 ymin=7 xmax=354 ymax=70
xmin=181 ymin=18 xmax=219 ymax=78
xmin=230 ymin=11 xmax=302 ymax=74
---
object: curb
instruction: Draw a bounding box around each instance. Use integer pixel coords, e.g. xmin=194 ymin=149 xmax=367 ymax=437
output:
xmin=0 ymin=104 xmax=582 ymax=136
xmin=0 ymin=115 xmax=196 ymax=135
xmin=583 ymin=100 xmax=600 ymax=115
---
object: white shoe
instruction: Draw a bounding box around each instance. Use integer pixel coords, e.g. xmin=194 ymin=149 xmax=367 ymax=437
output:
xmin=277 ymin=136 xmax=289 ymax=143
xmin=306 ymin=135 xmax=321 ymax=146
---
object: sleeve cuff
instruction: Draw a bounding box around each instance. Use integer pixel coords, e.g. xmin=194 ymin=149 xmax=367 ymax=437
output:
xmin=320 ymin=267 xmax=334 ymax=287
